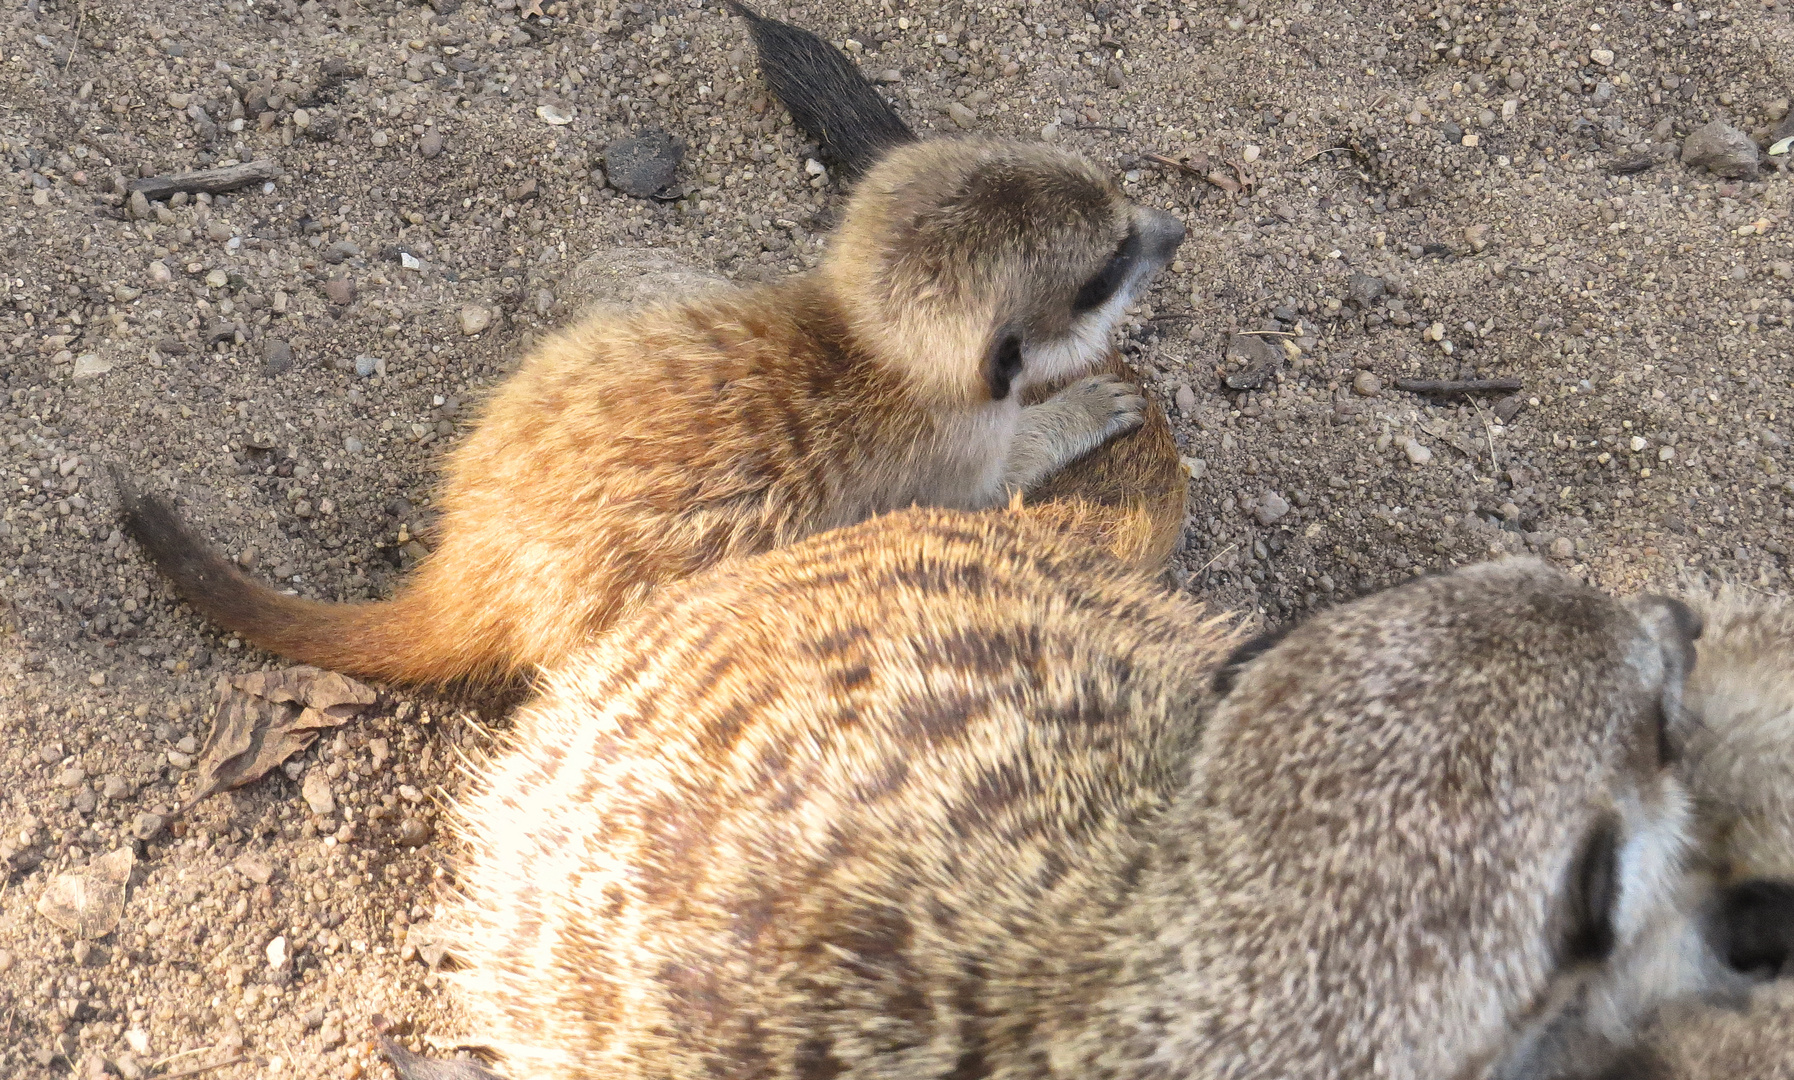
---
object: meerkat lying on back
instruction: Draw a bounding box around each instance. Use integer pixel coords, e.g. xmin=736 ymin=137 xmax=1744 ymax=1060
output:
xmin=391 ymin=510 xmax=1701 ymax=1080
xmin=117 ymin=135 xmax=1186 ymax=686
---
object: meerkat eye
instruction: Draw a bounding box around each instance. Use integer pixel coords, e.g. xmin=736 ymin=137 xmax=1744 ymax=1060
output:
xmin=1071 ymin=227 xmax=1143 ymax=315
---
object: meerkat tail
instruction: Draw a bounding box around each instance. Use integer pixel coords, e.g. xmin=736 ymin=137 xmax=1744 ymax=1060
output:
xmin=112 ymin=468 xmax=501 ymax=687
xmin=726 ymin=1 xmax=917 ymax=178
xmin=1021 ymin=353 xmax=1189 ymax=570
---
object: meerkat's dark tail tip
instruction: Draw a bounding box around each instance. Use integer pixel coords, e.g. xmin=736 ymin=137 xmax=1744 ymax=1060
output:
xmin=726 ymin=2 xmax=917 ymax=179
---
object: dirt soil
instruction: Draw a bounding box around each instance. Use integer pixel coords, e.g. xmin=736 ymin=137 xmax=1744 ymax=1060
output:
xmin=1 ymin=0 xmax=1792 ymax=1076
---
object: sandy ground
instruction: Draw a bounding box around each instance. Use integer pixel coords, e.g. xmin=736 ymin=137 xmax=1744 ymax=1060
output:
xmin=1 ymin=0 xmax=1792 ymax=1076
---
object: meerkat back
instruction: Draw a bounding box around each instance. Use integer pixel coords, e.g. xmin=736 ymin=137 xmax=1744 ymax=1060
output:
xmin=439 ymin=506 xmax=1234 ymax=1080
xmin=1077 ymin=559 xmax=1707 ymax=1080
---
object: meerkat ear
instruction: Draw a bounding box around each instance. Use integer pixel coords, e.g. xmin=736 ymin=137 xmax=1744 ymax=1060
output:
xmin=1565 ymin=815 xmax=1621 ymax=963
xmin=985 ymin=331 xmax=1024 ymax=401
xmin=1715 ymin=878 xmax=1794 ymax=977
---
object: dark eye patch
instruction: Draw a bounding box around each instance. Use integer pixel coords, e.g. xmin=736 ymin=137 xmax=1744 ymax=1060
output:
xmin=1652 ymin=699 xmax=1678 ymax=769
xmin=1564 ymin=815 xmax=1620 ymax=964
xmin=984 ymin=332 xmax=1024 ymax=401
xmin=1071 ymin=227 xmax=1142 ymax=314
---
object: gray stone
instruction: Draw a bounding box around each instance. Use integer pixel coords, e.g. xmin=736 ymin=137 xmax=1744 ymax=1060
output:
xmin=1174 ymin=384 xmax=1197 ymax=415
xmin=1352 ymin=371 xmax=1382 ymax=397
xmin=262 ymin=338 xmax=293 ymax=376
xmin=1252 ymin=492 xmax=1291 ymax=525
xmin=1223 ymin=333 xmax=1283 ymax=390
xmin=603 ymin=128 xmax=685 ymax=199
xmin=1681 ymin=121 xmax=1759 ymax=179
xmin=1346 ymin=273 xmax=1385 ymax=309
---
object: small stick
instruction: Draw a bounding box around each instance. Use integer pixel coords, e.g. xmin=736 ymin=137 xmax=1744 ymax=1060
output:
xmin=1233 ymin=330 xmax=1297 ymax=338
xmin=128 ymin=160 xmax=282 ymax=201
xmin=1143 ymin=151 xmax=1213 ymax=177
xmin=1072 ymin=124 xmax=1131 ymax=133
xmin=63 ymin=0 xmax=84 ymax=69
xmin=1394 ymin=377 xmax=1522 ymax=396
xmin=160 ymin=1056 xmax=247 ymax=1079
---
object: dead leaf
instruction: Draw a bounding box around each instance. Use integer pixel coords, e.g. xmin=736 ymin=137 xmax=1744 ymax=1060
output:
xmin=519 ymin=0 xmax=544 ymax=18
xmin=1205 ymin=168 xmax=1241 ymax=194
xmin=183 ymin=666 xmax=376 ymax=810
xmin=36 ymin=847 xmax=135 ymax=938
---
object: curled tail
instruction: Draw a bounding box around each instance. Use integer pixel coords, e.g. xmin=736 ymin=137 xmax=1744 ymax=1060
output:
xmin=1020 ymin=353 xmax=1190 ymax=571
xmin=112 ymin=467 xmax=507 ymax=687
xmin=726 ymin=2 xmax=917 ymax=178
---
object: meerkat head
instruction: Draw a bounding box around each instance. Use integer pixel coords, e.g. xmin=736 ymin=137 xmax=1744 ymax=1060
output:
xmin=823 ymin=138 xmax=1185 ymax=405
xmin=1150 ymin=559 xmax=1706 ymax=1080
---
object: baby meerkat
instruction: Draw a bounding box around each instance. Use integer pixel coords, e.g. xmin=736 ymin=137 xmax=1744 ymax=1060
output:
xmin=402 ymin=517 xmax=1698 ymax=1080
xmin=117 ymin=135 xmax=1186 ymax=687
xmin=724 ymin=0 xmax=1190 ymax=566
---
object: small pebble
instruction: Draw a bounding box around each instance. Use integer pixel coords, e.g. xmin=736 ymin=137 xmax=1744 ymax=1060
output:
xmin=1681 ymin=120 xmax=1759 ymax=179
xmin=323 ymin=277 xmax=355 ymax=305
xmin=420 ymin=128 xmax=444 ymax=158
xmin=148 ymin=260 xmax=172 ymax=284
xmin=132 ymin=813 xmax=166 ymax=840
xmin=1550 ymin=536 xmax=1576 ymax=560
xmin=948 ymin=102 xmax=977 ymax=128
xmin=301 ymin=771 xmax=336 ymax=816
xmin=1352 ymin=371 xmax=1382 ymax=397
xmin=1402 ymin=438 xmax=1433 ymax=466
xmin=1253 ymin=492 xmax=1290 ymax=526
xmin=458 ymin=305 xmax=492 ymax=335
xmin=395 ymin=818 xmax=432 ymax=847
xmin=1174 ymin=384 xmax=1196 ymax=415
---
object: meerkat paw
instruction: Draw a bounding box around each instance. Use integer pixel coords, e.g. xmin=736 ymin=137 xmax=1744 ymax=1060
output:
xmin=1053 ymin=373 xmax=1148 ymax=440
xmin=1003 ymin=376 xmax=1149 ymax=492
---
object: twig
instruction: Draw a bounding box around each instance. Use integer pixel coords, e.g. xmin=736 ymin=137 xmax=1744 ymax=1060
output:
xmin=1394 ymin=377 xmax=1522 ymax=396
xmin=1142 ymin=151 xmax=1203 ymax=176
xmin=1300 ymin=145 xmax=1351 ymax=164
xmin=150 ymin=1047 xmax=217 ymax=1071
xmin=1233 ymin=330 xmax=1297 ymax=338
xmin=1194 ymin=543 xmax=1237 ymax=577
xmin=160 ymin=1056 xmax=247 ymax=1079
xmin=63 ymin=0 xmax=84 ymax=70
xmin=128 ymin=160 xmax=282 ymax=201
xmin=1072 ymin=124 xmax=1130 ymax=133
xmin=1147 ymin=313 xmax=1195 ymax=322
xmin=1471 ymin=399 xmax=1502 ymax=476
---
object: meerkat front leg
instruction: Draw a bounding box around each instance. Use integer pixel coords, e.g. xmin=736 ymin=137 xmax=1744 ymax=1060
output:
xmin=1003 ymin=373 xmax=1147 ymax=492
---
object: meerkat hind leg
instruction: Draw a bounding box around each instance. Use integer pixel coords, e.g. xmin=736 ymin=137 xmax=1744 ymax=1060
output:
xmin=1004 ymin=373 xmax=1147 ymax=492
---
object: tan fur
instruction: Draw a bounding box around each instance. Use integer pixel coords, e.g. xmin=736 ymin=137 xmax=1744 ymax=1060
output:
xmin=119 ymin=138 xmax=1187 ymax=687
xmin=1678 ymin=583 xmax=1794 ymax=882
xmin=1561 ymin=586 xmax=1794 ymax=1080
xmin=436 ymin=522 xmax=1696 ymax=1080
xmin=1019 ymin=351 xmax=1189 ymax=571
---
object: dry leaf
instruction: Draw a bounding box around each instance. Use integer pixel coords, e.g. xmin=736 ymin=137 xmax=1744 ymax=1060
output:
xmin=519 ymin=0 xmax=544 ymax=18
xmin=184 ymin=666 xmax=376 ymax=809
xmin=36 ymin=847 xmax=135 ymax=938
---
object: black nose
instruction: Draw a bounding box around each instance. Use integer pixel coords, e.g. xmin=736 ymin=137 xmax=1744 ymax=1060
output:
xmin=1141 ymin=207 xmax=1186 ymax=261
xmin=1717 ymin=878 xmax=1794 ymax=977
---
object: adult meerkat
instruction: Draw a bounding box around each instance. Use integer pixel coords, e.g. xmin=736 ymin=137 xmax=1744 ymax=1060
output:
xmin=1523 ymin=585 xmax=1794 ymax=1080
xmin=398 ymin=511 xmax=1699 ymax=1080
xmin=118 ymin=137 xmax=1187 ymax=687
